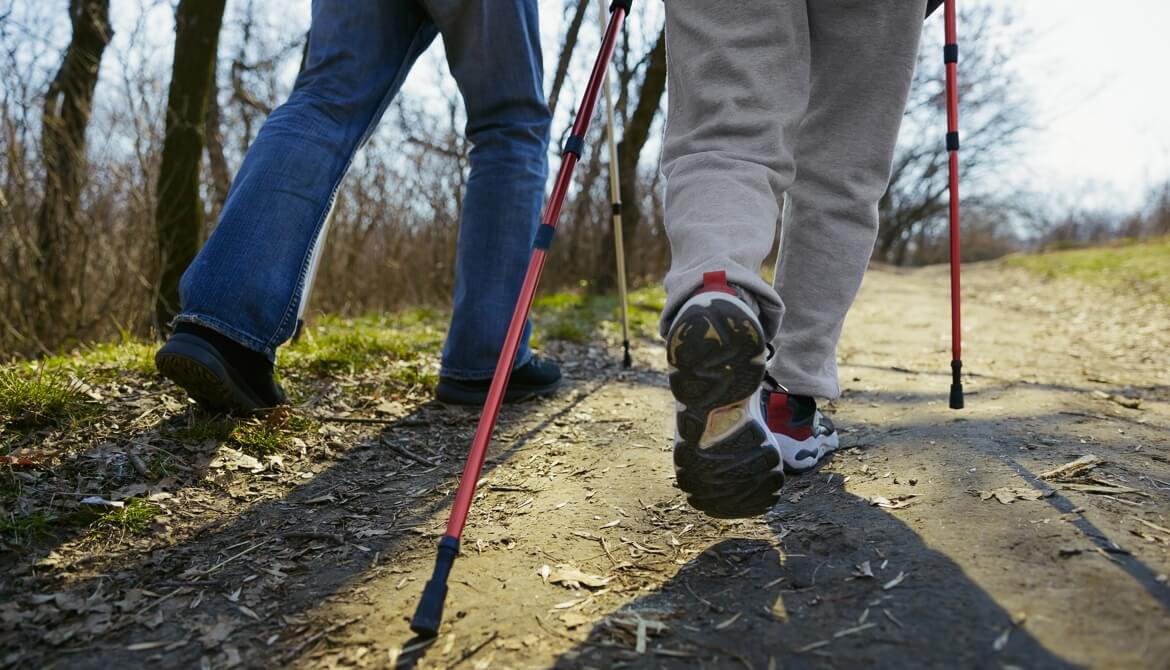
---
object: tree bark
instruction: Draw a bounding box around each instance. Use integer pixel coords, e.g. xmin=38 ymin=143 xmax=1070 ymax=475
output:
xmin=35 ymin=0 xmax=111 ymax=328
xmin=155 ymin=0 xmax=227 ymax=330
xmin=204 ymin=64 xmax=231 ymax=218
xmin=547 ymin=0 xmax=590 ymax=118
xmin=595 ymin=26 xmax=665 ymax=291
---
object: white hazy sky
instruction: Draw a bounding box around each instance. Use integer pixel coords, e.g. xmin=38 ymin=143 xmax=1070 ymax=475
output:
xmin=91 ymin=0 xmax=1169 ymax=213
xmin=403 ymin=0 xmax=1170 ymax=213
xmin=989 ymin=0 xmax=1170 ymax=211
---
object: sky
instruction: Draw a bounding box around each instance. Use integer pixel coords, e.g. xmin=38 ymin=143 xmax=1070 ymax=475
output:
xmin=400 ymin=0 xmax=1170 ymax=214
xmin=10 ymin=0 xmax=1168 ymax=215
xmin=991 ymin=0 xmax=1170 ymax=212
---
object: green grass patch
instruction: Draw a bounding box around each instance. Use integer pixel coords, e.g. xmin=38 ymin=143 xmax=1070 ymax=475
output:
xmin=0 ymin=366 xmax=102 ymax=430
xmin=90 ymin=498 xmax=159 ymax=536
xmin=39 ymin=337 xmax=158 ymax=381
xmin=1005 ymin=237 xmax=1170 ymax=302
xmin=0 ymin=510 xmax=58 ymax=546
xmin=162 ymin=410 xmax=317 ymax=457
xmin=165 ymin=415 xmax=237 ymax=443
xmin=228 ymin=421 xmax=287 ymax=456
xmin=531 ymin=284 xmax=665 ymax=347
xmin=228 ymin=412 xmax=317 ymax=457
xmin=285 ymin=312 xmax=445 ymax=376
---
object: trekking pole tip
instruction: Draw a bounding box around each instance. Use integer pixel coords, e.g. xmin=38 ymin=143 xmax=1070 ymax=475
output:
xmin=622 ymin=341 xmax=632 ymax=368
xmin=409 ymin=535 xmax=459 ymax=637
xmin=949 ymin=359 xmax=964 ymax=410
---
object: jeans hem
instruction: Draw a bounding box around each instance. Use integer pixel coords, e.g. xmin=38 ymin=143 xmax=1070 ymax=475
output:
xmin=172 ymin=314 xmax=278 ymax=363
xmin=439 ymin=348 xmax=534 ymax=381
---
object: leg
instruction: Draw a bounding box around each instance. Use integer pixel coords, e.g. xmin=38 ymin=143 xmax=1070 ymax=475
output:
xmin=768 ymin=0 xmax=928 ymax=398
xmin=660 ymin=0 xmax=815 ymax=518
xmin=176 ymin=0 xmax=437 ymax=360
xmin=423 ymin=0 xmax=552 ymax=379
xmin=658 ymin=0 xmax=811 ymax=340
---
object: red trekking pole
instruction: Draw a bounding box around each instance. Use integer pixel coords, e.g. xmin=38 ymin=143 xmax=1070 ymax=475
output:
xmin=410 ymin=0 xmax=632 ymax=637
xmin=943 ymin=0 xmax=964 ymax=410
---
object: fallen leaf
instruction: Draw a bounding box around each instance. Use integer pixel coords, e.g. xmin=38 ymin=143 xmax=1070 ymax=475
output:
xmin=209 ymin=447 xmax=264 ymax=473
xmin=548 ymin=565 xmax=611 ymax=589
xmin=197 ymin=616 xmax=237 ymax=648
xmin=559 ymin=612 xmax=592 ymax=629
xmin=870 ymin=494 xmax=917 ymax=509
xmin=79 ymin=496 xmax=124 ymax=509
xmin=883 ymin=572 xmax=906 ymax=590
xmin=126 ymin=641 xmax=171 ymax=651
xmin=715 ymin=612 xmax=741 ymax=630
xmin=993 ymin=627 xmax=1011 ymax=651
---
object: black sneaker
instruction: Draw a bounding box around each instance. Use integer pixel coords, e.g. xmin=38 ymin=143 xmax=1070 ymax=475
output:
xmin=434 ymin=356 xmax=562 ymax=405
xmin=667 ymin=271 xmax=784 ymax=519
xmin=155 ymin=324 xmax=287 ymax=415
xmin=764 ymin=388 xmax=840 ymax=473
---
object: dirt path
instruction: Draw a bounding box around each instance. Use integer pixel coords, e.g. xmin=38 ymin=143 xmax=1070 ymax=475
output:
xmin=4 ymin=262 xmax=1169 ymax=669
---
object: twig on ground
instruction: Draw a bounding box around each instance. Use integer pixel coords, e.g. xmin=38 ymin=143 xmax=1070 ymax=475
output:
xmin=139 ymin=587 xmax=184 ymax=614
xmin=316 ymin=415 xmax=402 ymax=425
xmin=686 ymin=639 xmax=754 ymax=670
xmin=282 ymin=617 xmax=360 ymax=661
xmin=381 ymin=436 xmax=440 ymax=467
xmin=684 ymin=580 xmax=722 ymax=613
xmin=203 ymin=539 xmax=271 ymax=575
xmin=282 ymin=531 xmax=344 ymax=544
xmin=449 ymin=631 xmax=498 ymax=668
xmin=534 ymin=615 xmax=580 ymax=642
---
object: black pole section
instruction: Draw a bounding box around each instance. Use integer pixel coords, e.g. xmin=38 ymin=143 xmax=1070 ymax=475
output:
xmin=949 ymin=360 xmax=964 ymax=410
xmin=623 ymin=341 xmax=632 ymax=368
xmin=410 ymin=535 xmax=459 ymax=637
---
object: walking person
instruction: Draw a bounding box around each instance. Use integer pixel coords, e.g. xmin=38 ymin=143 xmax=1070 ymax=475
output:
xmin=155 ymin=0 xmax=562 ymax=413
xmin=661 ymin=0 xmax=930 ymax=517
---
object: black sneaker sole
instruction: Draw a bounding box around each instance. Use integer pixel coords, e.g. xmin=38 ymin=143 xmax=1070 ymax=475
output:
xmin=155 ymin=334 xmax=265 ymax=415
xmin=668 ymin=294 xmax=783 ymax=519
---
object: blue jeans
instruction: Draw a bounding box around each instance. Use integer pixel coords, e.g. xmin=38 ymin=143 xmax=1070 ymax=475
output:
xmin=177 ymin=0 xmax=550 ymax=379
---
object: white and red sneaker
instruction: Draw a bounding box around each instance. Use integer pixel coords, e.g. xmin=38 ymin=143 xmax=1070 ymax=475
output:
xmin=666 ymin=271 xmax=784 ymax=518
xmin=764 ymin=389 xmax=840 ymax=473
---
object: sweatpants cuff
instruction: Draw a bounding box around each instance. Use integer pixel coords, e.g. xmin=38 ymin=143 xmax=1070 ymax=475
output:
xmin=659 ymin=263 xmax=784 ymax=341
xmin=766 ymin=360 xmax=841 ymax=400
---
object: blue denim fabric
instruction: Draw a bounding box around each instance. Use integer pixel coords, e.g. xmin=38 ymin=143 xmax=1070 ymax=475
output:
xmin=177 ymin=0 xmax=550 ymax=379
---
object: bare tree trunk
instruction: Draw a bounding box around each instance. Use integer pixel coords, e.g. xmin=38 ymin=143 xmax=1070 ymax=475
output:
xmin=204 ymin=64 xmax=231 ymax=218
xmin=35 ymin=0 xmax=111 ymax=333
xmin=547 ymin=0 xmax=589 ymax=118
xmin=155 ymin=0 xmax=227 ymax=330
xmin=596 ymin=27 xmax=665 ymax=291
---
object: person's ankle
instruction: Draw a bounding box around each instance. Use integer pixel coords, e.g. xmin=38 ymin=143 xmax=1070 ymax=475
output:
xmin=174 ymin=322 xmax=272 ymax=381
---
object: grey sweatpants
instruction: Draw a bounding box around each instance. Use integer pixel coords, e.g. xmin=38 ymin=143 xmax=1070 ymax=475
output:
xmin=659 ymin=0 xmax=927 ymax=398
